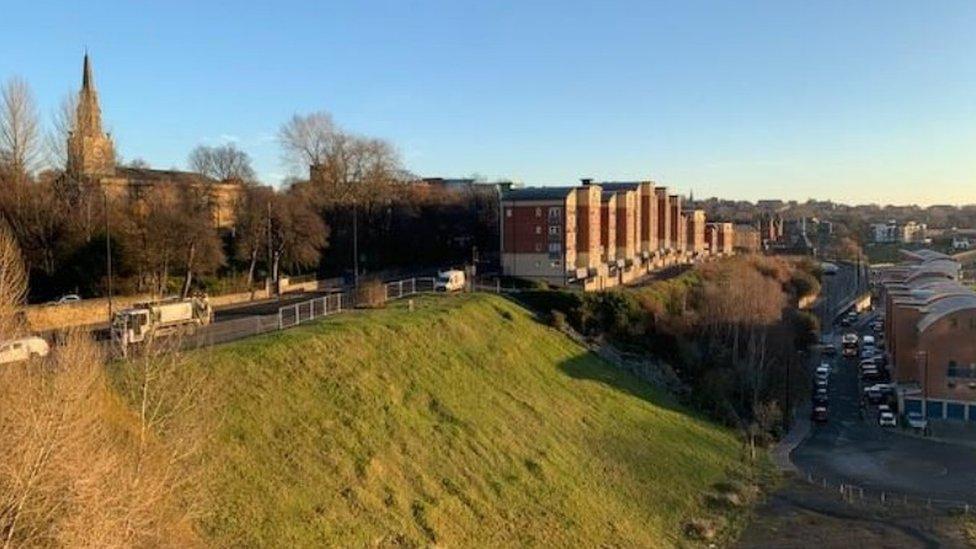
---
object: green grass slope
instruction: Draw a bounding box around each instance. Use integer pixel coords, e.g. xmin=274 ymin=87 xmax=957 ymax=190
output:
xmin=182 ymin=293 xmax=748 ymax=547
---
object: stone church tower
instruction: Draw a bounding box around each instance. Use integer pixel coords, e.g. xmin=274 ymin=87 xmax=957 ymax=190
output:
xmin=67 ymin=53 xmax=116 ymax=177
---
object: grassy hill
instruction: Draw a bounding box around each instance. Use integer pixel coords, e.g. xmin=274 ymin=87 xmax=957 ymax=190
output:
xmin=165 ymin=293 xmax=753 ymax=547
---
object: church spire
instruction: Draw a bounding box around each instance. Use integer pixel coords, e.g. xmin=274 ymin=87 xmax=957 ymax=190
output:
xmin=67 ymin=52 xmax=115 ymax=177
xmin=82 ymin=50 xmax=93 ymax=90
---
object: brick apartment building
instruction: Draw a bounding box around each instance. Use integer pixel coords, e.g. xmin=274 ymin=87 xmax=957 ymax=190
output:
xmin=733 ymin=224 xmax=761 ymax=253
xmin=656 ymin=187 xmax=672 ymax=252
xmin=878 ymin=249 xmax=976 ymax=421
xmin=684 ymin=209 xmax=706 ymax=254
xmin=706 ymin=222 xmax=734 ymax=255
xmin=501 ymin=179 xmax=724 ymax=290
xmin=669 ymin=195 xmax=685 ymax=252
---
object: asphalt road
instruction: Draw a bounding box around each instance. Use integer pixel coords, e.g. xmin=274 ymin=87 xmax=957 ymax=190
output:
xmin=793 ymin=280 xmax=976 ymax=504
xmin=213 ymin=291 xmax=333 ymax=321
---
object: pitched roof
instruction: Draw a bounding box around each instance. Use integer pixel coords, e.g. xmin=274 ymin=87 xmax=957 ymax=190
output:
xmin=501 ymin=186 xmax=576 ymax=201
xmin=116 ymin=166 xmax=218 ymax=186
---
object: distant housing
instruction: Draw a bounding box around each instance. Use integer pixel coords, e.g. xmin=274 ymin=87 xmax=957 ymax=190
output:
xmin=499 ymin=179 xmax=733 ymax=290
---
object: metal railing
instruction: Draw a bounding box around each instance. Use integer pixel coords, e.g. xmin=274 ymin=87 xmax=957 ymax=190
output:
xmin=278 ymin=292 xmax=345 ymax=329
xmin=277 ymin=276 xmax=437 ymax=331
xmin=799 ymin=469 xmax=974 ymax=514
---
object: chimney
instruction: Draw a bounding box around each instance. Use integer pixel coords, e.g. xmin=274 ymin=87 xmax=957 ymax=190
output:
xmin=580 ymin=178 xmax=593 ymax=186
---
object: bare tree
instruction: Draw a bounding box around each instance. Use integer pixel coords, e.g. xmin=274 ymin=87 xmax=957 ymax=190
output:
xmin=270 ymin=191 xmax=328 ymax=278
xmin=187 ymin=143 xmax=255 ymax=182
xmin=0 ymin=77 xmax=42 ymax=177
xmin=0 ymin=225 xmax=26 ymax=336
xmin=45 ymin=92 xmax=77 ymax=171
xmin=233 ymin=185 xmax=274 ymax=288
xmin=277 ymin=111 xmax=338 ymax=175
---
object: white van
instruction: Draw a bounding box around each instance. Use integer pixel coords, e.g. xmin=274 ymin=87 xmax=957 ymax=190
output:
xmin=434 ymin=270 xmax=466 ymax=292
xmin=0 ymin=336 xmax=50 ymax=365
xmin=862 ymin=335 xmax=875 ymax=347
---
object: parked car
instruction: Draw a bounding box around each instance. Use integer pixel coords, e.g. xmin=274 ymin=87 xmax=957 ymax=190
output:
xmin=812 ymin=406 xmax=829 ymax=423
xmin=49 ymin=294 xmax=81 ymax=305
xmin=865 ymin=388 xmax=884 ymax=404
xmin=906 ymin=412 xmax=928 ymax=430
xmin=821 ymin=343 xmax=837 ymax=356
xmin=0 ymin=336 xmax=50 ymax=365
xmin=878 ymin=404 xmax=892 ymax=415
xmin=813 ymin=394 xmax=829 ymax=406
xmin=879 ymin=411 xmax=897 ymax=427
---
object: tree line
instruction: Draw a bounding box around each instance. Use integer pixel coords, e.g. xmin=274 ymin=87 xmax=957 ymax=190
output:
xmin=0 ymin=77 xmax=498 ymax=302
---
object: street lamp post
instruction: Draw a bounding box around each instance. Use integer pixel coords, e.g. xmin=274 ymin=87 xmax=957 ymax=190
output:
xmin=104 ymin=191 xmax=113 ymax=321
xmin=918 ymin=350 xmax=929 ymax=419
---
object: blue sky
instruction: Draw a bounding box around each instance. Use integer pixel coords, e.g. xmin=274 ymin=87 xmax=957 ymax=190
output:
xmin=2 ymin=1 xmax=975 ymax=205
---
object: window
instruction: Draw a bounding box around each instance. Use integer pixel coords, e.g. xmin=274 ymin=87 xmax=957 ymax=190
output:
xmin=506 ymin=208 xmax=512 ymax=218
xmin=548 ymin=225 xmax=561 ymax=235
xmin=535 ymin=226 xmax=542 ymax=235
xmin=947 ymin=361 xmax=976 ymax=379
xmin=548 ymin=242 xmax=562 ymax=260
xmin=535 ymin=207 xmax=542 ymax=218
xmin=534 ymin=243 xmax=543 ymax=252
xmin=548 ymin=207 xmax=562 ymax=220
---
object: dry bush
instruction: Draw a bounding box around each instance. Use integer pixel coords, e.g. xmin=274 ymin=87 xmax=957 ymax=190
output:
xmin=0 ymin=335 xmax=208 ymax=548
xmin=353 ymin=277 xmax=387 ymax=308
xmin=0 ymin=224 xmax=209 ymax=548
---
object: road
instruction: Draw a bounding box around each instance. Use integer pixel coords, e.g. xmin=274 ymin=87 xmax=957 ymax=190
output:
xmin=792 ymin=276 xmax=976 ymax=504
xmin=212 ymin=291 xmax=331 ymax=321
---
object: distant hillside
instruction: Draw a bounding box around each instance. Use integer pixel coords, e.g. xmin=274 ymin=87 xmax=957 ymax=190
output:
xmin=165 ymin=294 xmax=753 ymax=546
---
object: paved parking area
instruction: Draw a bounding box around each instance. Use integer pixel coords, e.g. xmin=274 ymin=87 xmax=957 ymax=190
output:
xmin=792 ymin=313 xmax=976 ymax=504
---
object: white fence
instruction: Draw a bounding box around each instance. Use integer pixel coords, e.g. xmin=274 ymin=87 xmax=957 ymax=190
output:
xmin=800 ymin=469 xmax=974 ymax=514
xmin=277 ymin=276 xmax=437 ymax=331
xmin=278 ymin=292 xmax=346 ymax=329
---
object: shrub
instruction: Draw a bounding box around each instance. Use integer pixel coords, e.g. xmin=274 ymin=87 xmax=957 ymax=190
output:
xmin=354 ymin=278 xmax=387 ymax=308
xmin=549 ymin=309 xmax=568 ymax=331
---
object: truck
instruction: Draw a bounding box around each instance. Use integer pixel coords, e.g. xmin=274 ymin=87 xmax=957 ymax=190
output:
xmin=434 ymin=269 xmax=466 ymax=292
xmin=112 ymin=296 xmax=213 ymax=354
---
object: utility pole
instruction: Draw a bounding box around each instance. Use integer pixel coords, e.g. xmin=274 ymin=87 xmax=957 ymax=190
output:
xmin=267 ymin=200 xmax=274 ymax=293
xmin=352 ymin=202 xmax=359 ymax=287
xmin=104 ymin=191 xmax=113 ymax=321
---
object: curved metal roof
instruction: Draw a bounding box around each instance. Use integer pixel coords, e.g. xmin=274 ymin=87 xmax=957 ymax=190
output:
xmin=905 ymin=259 xmax=960 ymax=282
xmin=917 ymin=294 xmax=976 ymax=333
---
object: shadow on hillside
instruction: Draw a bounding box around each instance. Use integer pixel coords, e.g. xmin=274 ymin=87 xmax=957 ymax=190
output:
xmin=557 ymin=353 xmax=685 ymax=415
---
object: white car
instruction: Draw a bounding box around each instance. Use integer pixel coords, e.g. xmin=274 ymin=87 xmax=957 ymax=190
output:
xmin=50 ymin=294 xmax=81 ymax=305
xmin=878 ymin=404 xmax=892 ymax=415
xmin=906 ymin=412 xmax=928 ymax=430
xmin=0 ymin=336 xmax=50 ymax=365
xmin=879 ymin=412 xmax=897 ymax=427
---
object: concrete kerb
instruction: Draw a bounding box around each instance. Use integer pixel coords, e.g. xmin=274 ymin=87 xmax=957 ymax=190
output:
xmin=772 ymin=405 xmax=811 ymax=473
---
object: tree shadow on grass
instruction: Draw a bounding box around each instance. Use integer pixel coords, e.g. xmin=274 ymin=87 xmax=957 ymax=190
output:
xmin=558 ymin=353 xmax=687 ymax=416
